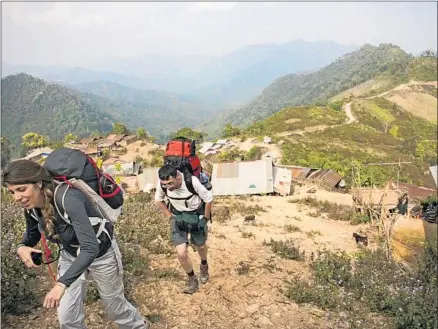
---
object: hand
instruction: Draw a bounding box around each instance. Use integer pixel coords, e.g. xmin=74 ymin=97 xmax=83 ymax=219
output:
xmin=43 ymin=283 xmax=66 ymax=309
xmin=16 ymin=246 xmax=42 ymax=268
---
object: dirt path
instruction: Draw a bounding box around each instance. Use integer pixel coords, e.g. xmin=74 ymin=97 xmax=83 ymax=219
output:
xmin=3 ymin=190 xmax=366 ymax=329
xmin=343 ymin=102 xmax=357 ymax=124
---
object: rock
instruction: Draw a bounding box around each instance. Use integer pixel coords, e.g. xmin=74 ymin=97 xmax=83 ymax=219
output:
xmin=244 ymin=215 xmax=256 ymax=222
xmin=258 ymin=316 xmax=274 ymax=326
xmin=246 ymin=303 xmax=260 ymax=314
xmin=238 ymin=312 xmax=247 ymax=319
xmin=310 ymin=308 xmax=325 ymax=318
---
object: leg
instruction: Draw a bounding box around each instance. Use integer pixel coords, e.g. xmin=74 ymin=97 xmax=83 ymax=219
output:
xmin=89 ymin=240 xmax=147 ymax=329
xmin=171 ymin=218 xmax=199 ymax=294
xmin=57 ymin=251 xmax=88 ymax=329
xmin=190 ymin=223 xmax=209 ymax=284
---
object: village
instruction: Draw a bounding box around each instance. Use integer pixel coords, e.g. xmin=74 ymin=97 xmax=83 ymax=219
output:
xmin=22 ymin=132 xmax=437 ymax=226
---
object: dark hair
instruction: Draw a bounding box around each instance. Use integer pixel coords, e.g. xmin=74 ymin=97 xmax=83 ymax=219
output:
xmin=158 ymin=165 xmax=177 ymax=181
xmin=2 ymin=159 xmax=52 ymax=185
xmin=2 ymin=160 xmax=57 ymax=237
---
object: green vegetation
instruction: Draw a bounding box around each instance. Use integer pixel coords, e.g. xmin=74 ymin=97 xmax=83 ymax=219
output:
xmin=264 ymin=238 xmax=306 ymax=261
xmin=112 ymin=122 xmax=129 ymax=135
xmin=225 ymin=44 xmax=415 ymax=127
xmin=285 ymin=245 xmax=437 ymax=329
xmin=246 ymin=106 xmax=346 ymax=136
xmin=1 ymin=74 xmax=114 ymax=155
xmin=169 ymin=127 xmax=206 ymax=143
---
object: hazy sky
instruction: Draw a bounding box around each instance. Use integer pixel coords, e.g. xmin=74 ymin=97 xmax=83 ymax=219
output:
xmin=2 ymin=2 xmax=437 ymax=67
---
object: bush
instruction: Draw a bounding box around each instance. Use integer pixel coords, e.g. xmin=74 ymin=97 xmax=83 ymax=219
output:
xmin=1 ymin=193 xmax=38 ymax=315
xmin=264 ymin=238 xmax=305 ymax=261
xmin=285 ymin=245 xmax=438 ymax=329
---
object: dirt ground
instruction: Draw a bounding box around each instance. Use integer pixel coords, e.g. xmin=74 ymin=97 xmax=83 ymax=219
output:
xmin=3 ymin=187 xmax=382 ymax=329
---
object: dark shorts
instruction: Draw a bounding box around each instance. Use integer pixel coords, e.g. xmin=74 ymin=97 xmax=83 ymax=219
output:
xmin=170 ymin=217 xmax=208 ymax=247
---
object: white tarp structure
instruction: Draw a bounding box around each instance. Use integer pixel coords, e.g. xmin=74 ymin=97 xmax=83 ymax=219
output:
xmin=211 ymin=159 xmax=274 ymax=196
xmin=273 ymin=166 xmax=292 ymax=196
xmin=103 ymin=162 xmax=142 ymax=176
xmin=137 ymin=167 xmax=160 ymax=192
xmin=430 ymin=165 xmax=437 ymax=187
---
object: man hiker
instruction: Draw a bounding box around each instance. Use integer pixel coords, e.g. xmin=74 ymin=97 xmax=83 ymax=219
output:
xmin=155 ymin=164 xmax=213 ymax=294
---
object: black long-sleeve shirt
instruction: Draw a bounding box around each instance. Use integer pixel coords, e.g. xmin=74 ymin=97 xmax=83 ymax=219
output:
xmin=20 ymin=184 xmax=113 ymax=287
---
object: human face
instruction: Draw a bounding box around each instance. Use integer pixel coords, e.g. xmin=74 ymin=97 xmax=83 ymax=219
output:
xmin=7 ymin=183 xmax=44 ymax=209
xmin=160 ymin=174 xmax=181 ymax=191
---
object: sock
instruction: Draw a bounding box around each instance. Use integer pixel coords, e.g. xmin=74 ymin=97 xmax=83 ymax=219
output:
xmin=187 ymin=270 xmax=195 ymax=277
xmin=201 ymin=260 xmax=208 ymax=265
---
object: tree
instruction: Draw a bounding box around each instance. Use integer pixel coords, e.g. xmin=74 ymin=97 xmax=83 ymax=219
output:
xmin=64 ymin=133 xmax=78 ymax=144
xmin=169 ymin=127 xmax=205 ymax=143
xmin=415 ymin=142 xmax=426 ymax=160
xmin=112 ymin=122 xmax=128 ymax=135
xmin=221 ymin=124 xmax=241 ymax=138
xmin=21 ymin=133 xmax=47 ymax=151
xmin=137 ymin=128 xmax=148 ymax=140
xmin=1 ymin=137 xmax=13 ymax=169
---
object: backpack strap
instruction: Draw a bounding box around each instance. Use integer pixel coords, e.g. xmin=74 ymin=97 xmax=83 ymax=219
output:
xmin=53 ymin=180 xmax=110 ymax=247
xmin=161 ymin=172 xmax=200 ymax=208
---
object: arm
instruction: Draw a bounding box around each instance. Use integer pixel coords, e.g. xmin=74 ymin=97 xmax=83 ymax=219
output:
xmin=17 ymin=210 xmax=42 ymax=250
xmin=154 ymin=181 xmax=172 ymax=219
xmin=56 ymin=189 xmax=100 ymax=287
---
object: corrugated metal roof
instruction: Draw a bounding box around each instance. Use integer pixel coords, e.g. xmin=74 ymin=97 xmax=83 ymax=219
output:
xmin=389 ymin=181 xmax=437 ymax=201
xmin=307 ymin=169 xmax=343 ymax=189
xmin=211 ymin=159 xmax=274 ymax=196
xmin=275 ymin=165 xmax=313 ymax=180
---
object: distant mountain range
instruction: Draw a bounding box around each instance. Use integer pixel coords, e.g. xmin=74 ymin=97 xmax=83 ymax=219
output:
xmin=202 ymin=43 xmax=436 ymax=134
xmin=3 ymin=39 xmax=357 ymax=109
xmin=0 ymin=74 xmax=212 ymax=151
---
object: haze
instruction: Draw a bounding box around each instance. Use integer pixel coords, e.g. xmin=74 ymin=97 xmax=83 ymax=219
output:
xmin=2 ymin=2 xmax=437 ymax=68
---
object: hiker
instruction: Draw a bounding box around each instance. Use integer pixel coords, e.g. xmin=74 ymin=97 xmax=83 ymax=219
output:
xmin=2 ymin=159 xmax=149 ymax=329
xmin=424 ymin=201 xmax=437 ymax=224
xmin=155 ymin=164 xmax=213 ymax=294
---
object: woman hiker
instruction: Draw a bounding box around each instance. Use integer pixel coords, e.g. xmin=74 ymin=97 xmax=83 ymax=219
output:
xmin=2 ymin=159 xmax=149 ymax=329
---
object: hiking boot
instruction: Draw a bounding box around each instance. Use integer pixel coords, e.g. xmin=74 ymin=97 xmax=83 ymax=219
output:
xmin=200 ymin=263 xmax=209 ymax=284
xmin=144 ymin=319 xmax=151 ymax=329
xmin=183 ymin=275 xmax=199 ymax=294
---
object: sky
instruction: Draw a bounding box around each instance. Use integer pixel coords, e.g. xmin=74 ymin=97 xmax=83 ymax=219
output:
xmin=2 ymin=1 xmax=437 ymax=67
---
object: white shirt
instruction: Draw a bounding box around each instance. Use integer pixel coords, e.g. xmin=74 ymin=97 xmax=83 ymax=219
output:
xmin=155 ymin=171 xmax=213 ymax=212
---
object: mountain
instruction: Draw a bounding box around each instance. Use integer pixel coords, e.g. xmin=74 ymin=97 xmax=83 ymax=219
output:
xmin=71 ymin=81 xmax=214 ymax=141
xmin=187 ymin=40 xmax=357 ymax=107
xmin=1 ymin=64 xmax=152 ymax=91
xmin=1 ymin=73 xmax=114 ymax=152
xmin=231 ymin=93 xmax=436 ymax=188
xmin=218 ymin=43 xmax=433 ymax=128
xmin=6 ymin=39 xmax=356 ymax=109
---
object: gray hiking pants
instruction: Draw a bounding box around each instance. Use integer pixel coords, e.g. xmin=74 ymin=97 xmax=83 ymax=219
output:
xmin=56 ymin=239 xmax=145 ymax=329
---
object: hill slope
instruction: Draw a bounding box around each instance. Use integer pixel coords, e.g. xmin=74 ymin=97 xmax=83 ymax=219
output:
xmin=218 ymin=44 xmax=428 ymax=129
xmin=72 ymin=81 xmax=213 ymax=141
xmin=1 ymin=73 xmax=114 ymax=151
xmin=238 ymin=94 xmax=437 ymax=188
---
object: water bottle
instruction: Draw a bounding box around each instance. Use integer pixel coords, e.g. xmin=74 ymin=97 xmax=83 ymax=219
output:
xmin=199 ymin=171 xmax=209 ymax=184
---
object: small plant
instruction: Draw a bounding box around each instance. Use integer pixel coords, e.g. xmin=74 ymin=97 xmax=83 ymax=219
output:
xmin=264 ymin=239 xmax=305 ymax=261
xmin=242 ymin=231 xmax=255 ymax=239
xmin=236 ymin=261 xmax=251 ymax=275
xmin=306 ymin=230 xmax=322 ymax=238
xmin=284 ymin=225 xmax=302 ymax=233
xmin=154 ymin=268 xmax=181 ymax=280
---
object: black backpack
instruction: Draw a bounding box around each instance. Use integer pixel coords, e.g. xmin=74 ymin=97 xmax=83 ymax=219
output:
xmin=44 ymin=147 xmax=124 ymax=211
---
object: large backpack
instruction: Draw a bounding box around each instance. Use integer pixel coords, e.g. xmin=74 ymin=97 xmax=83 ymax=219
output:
xmin=43 ymin=147 xmax=124 ymax=229
xmin=162 ymin=137 xmax=212 ymax=205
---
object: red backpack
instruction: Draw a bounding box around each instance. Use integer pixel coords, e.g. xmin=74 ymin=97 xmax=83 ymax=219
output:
xmin=163 ymin=137 xmax=211 ymax=196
